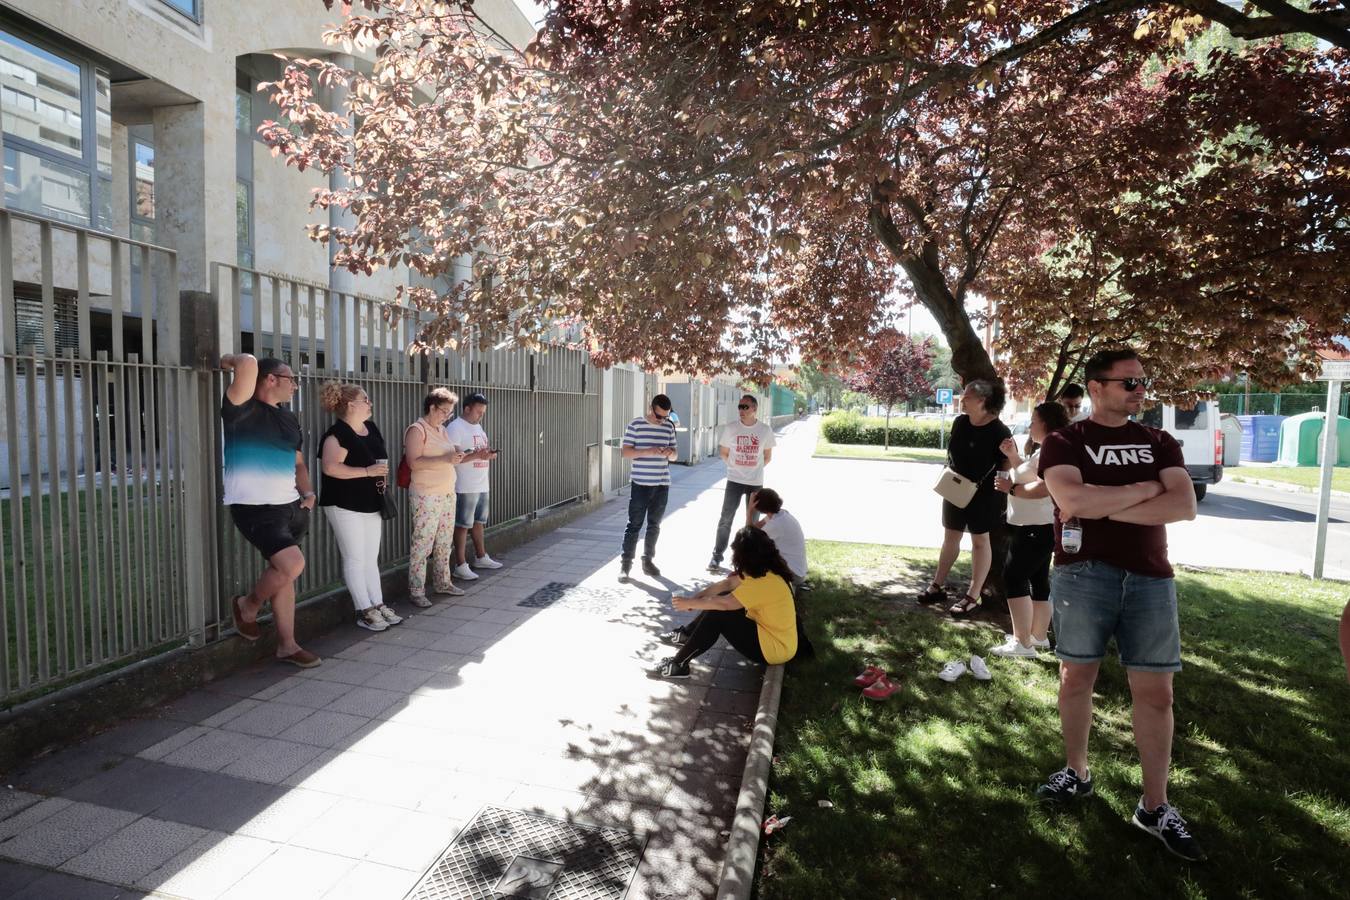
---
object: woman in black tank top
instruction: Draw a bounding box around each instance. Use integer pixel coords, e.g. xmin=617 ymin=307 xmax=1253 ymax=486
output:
xmin=318 ymin=382 xmax=400 ymax=632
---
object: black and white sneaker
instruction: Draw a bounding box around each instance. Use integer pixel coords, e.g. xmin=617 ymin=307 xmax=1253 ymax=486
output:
xmin=649 ymin=657 xmax=691 ymax=679
xmin=707 ymin=556 xmax=724 ymax=574
xmin=1132 ymin=801 xmax=1206 ymax=861
xmin=641 ymin=557 xmax=662 ymax=578
xmin=1035 ymin=766 xmax=1095 ymax=803
xmin=618 ymin=559 xmax=632 ymax=582
xmin=658 ymin=627 xmax=688 ymax=647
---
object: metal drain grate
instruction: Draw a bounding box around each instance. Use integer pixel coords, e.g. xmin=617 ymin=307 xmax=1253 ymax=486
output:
xmin=406 ymin=806 xmax=645 ymax=900
xmin=518 ymin=582 xmax=628 ymax=616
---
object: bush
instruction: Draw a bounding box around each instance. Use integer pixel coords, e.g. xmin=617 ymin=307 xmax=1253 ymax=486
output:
xmin=820 ymin=410 xmax=945 ymax=448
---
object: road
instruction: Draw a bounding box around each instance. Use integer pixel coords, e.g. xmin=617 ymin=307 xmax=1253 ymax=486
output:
xmin=764 ymin=416 xmax=1350 ymax=581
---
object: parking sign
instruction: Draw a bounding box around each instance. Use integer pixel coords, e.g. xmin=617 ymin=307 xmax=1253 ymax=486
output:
xmin=936 ymin=388 xmax=953 ymax=405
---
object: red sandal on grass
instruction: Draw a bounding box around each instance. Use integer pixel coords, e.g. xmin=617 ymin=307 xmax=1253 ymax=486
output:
xmin=862 ymin=675 xmax=901 ymax=700
xmin=853 ymin=665 xmax=886 ymax=687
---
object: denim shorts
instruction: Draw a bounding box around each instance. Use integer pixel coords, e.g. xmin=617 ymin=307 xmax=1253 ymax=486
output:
xmin=454 ymin=491 xmax=490 ymax=528
xmin=1050 ymin=560 xmax=1181 ymax=672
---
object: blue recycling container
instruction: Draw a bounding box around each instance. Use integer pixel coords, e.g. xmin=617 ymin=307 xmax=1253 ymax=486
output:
xmin=1237 ymin=414 xmax=1284 ymax=463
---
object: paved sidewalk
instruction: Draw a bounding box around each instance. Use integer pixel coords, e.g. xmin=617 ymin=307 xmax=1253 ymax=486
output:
xmin=0 ymin=432 xmax=807 ymax=900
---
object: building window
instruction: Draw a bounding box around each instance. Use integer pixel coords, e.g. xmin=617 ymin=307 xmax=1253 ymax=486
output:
xmin=129 ymin=127 xmax=154 ymax=243
xmin=157 ymin=0 xmax=200 ymax=21
xmin=235 ymin=81 xmax=254 ymax=269
xmin=0 ymin=28 xmax=111 ymax=230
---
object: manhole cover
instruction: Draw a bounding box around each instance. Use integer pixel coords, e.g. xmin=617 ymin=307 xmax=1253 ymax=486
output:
xmin=518 ymin=582 xmax=628 ymax=616
xmin=406 ymin=806 xmax=645 ymax=900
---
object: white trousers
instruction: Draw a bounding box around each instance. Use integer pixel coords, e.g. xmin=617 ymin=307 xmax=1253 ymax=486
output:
xmin=323 ymin=506 xmax=384 ymax=610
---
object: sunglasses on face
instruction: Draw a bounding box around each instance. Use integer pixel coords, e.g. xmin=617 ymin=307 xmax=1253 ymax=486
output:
xmin=738 ymin=404 xmax=753 ymax=411
xmin=653 ymin=409 xmax=670 ymax=419
xmin=1095 ymin=377 xmax=1152 ymax=392
xmin=272 ymin=374 xmax=297 ymax=382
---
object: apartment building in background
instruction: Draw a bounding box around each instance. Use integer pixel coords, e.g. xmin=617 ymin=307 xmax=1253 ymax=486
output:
xmin=0 ymin=0 xmax=534 ymax=485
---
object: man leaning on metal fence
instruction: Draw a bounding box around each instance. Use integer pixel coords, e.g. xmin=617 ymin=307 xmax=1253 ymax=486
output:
xmin=219 ymin=353 xmax=321 ymax=669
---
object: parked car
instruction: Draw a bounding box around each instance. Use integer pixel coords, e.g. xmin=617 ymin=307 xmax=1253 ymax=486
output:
xmin=1138 ymin=401 xmax=1223 ymax=501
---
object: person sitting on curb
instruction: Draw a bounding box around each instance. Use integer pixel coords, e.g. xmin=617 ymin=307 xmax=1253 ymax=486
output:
xmin=652 ymin=527 xmax=797 ymax=679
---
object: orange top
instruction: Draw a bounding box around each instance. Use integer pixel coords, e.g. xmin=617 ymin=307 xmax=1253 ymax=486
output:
xmin=406 ymin=420 xmax=457 ymax=495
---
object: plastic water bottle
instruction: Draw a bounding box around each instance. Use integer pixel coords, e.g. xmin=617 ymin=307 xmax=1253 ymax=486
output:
xmin=1061 ymin=516 xmax=1083 ymax=554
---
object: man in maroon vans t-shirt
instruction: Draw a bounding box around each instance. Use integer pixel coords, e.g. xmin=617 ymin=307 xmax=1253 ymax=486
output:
xmin=1035 ymin=347 xmax=1205 ymax=861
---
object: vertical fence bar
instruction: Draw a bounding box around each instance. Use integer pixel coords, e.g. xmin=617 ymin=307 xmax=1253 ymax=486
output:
xmin=139 ymin=245 xmax=153 ymax=362
xmin=269 ymin=276 xmax=282 ymax=359
xmin=290 ymin=281 xmax=301 ymax=372
xmin=110 ymin=239 xmax=124 ymax=362
xmin=181 ymin=370 xmax=209 ymax=647
xmin=81 ymin=355 xmax=103 ymax=665
xmin=0 ymin=212 xmax=14 ymax=356
xmin=126 ymin=355 xmax=148 ymax=649
xmin=24 ymin=349 xmax=48 ymax=682
xmin=44 ymin=350 xmax=68 ymax=675
xmin=4 ymin=354 xmax=28 ymax=687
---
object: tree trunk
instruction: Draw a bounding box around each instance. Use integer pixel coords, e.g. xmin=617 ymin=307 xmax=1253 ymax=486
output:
xmin=869 ymin=203 xmax=997 ymax=386
xmin=871 ymin=201 xmax=1010 ymax=613
xmin=884 ymin=403 xmax=892 ymax=449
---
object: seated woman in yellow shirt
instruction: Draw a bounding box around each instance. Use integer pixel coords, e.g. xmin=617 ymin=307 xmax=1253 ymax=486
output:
xmin=651 ymin=527 xmax=798 ymax=679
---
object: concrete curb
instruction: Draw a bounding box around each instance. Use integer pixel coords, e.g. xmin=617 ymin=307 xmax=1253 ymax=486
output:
xmin=1230 ymin=475 xmax=1350 ymax=499
xmin=716 ymin=662 xmax=785 ymax=900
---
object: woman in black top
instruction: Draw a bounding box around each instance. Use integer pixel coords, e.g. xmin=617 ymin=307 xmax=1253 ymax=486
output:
xmin=318 ymin=382 xmax=398 ymax=632
xmin=917 ymin=378 xmax=1011 ymax=616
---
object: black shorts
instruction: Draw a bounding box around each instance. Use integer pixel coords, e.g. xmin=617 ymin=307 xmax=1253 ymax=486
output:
xmin=230 ymin=501 xmax=310 ymax=559
xmin=940 ymin=491 xmax=1005 ymax=535
xmin=1005 ymin=523 xmax=1054 ymax=601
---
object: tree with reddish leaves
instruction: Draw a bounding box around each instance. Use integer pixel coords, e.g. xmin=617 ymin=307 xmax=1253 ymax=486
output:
xmin=263 ymin=1 xmax=1348 ymax=392
xmin=844 ymin=331 xmax=934 ymax=448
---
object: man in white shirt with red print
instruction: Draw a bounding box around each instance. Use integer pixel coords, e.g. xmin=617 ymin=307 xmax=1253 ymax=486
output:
xmin=708 ymin=394 xmax=775 ymax=573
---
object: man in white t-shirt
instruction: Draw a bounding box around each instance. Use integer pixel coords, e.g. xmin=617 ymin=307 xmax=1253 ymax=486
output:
xmin=446 ymin=392 xmax=503 ymax=580
xmin=708 ymin=394 xmax=775 ymax=572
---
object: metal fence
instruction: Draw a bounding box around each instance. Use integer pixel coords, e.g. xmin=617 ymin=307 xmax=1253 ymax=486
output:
xmin=0 ymin=208 xmax=203 ymax=703
xmin=205 ymin=264 xmax=606 ymax=645
xmin=1218 ymin=392 xmax=1350 ymax=418
xmin=0 ymin=226 xmax=633 ymax=706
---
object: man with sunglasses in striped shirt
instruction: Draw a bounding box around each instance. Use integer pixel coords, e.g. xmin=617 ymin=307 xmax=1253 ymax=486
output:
xmin=1035 ymin=347 xmax=1203 ymax=861
xmin=619 ymin=394 xmax=678 ymax=581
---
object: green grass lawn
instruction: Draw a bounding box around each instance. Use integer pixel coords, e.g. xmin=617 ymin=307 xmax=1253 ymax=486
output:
xmin=1229 ymin=465 xmax=1350 ymax=493
xmin=757 ymin=541 xmax=1350 ymax=899
xmin=813 ymin=435 xmax=946 ymax=463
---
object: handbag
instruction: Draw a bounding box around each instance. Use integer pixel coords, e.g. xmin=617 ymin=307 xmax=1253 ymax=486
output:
xmin=379 ymin=489 xmax=398 ymax=520
xmin=396 ymin=421 xmax=426 ymax=489
xmin=933 ymin=457 xmax=998 ymax=509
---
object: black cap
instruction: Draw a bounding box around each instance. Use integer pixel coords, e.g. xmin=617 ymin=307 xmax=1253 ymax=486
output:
xmin=464 ymin=392 xmax=489 ymax=406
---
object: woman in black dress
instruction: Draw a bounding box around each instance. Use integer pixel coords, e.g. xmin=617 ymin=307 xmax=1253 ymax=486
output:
xmin=917 ymin=379 xmax=1011 ymax=616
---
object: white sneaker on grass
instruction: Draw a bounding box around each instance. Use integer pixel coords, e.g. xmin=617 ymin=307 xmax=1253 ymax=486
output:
xmin=990 ymin=636 xmax=1040 ymax=659
xmin=938 ymin=661 xmax=967 ymax=682
xmin=1005 ymin=632 xmax=1051 ymax=651
xmin=970 ymin=655 xmax=992 ymax=681
xmin=454 ymin=563 xmax=479 ymax=580
xmin=474 ymin=555 xmax=503 ymax=569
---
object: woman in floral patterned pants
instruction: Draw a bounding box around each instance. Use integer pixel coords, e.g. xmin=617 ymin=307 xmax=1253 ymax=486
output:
xmin=405 ymin=388 xmax=467 ymax=606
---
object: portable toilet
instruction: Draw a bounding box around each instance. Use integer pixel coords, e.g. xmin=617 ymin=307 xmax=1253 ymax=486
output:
xmin=1237 ymin=414 xmax=1285 ymax=463
xmin=1219 ymin=415 xmax=1243 ymax=467
xmin=1276 ymin=412 xmax=1350 ymax=467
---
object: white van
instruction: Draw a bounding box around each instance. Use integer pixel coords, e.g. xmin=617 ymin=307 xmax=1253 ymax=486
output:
xmin=1138 ymin=401 xmax=1223 ymax=500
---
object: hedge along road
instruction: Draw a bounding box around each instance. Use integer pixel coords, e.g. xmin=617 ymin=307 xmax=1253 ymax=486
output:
xmin=780 ymin=416 xmax=1350 ymax=581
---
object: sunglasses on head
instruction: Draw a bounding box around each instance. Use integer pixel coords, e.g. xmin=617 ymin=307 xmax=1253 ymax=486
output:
xmin=1094 ymin=377 xmax=1152 ymax=391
